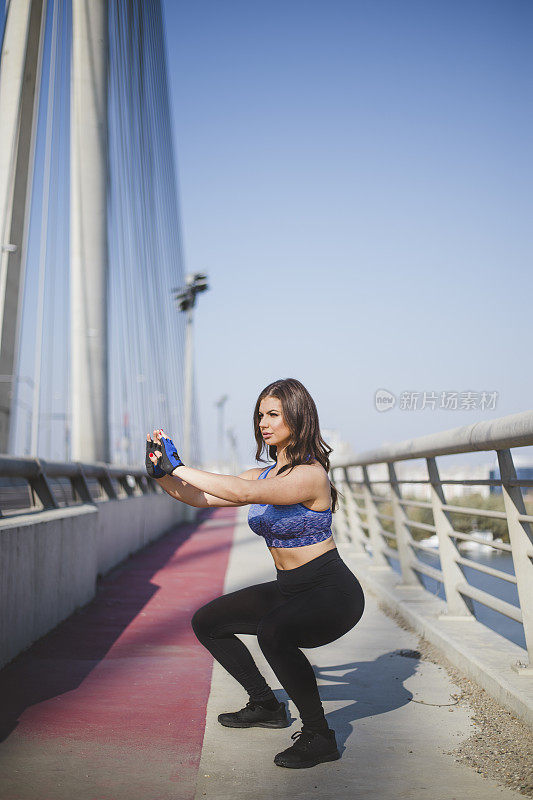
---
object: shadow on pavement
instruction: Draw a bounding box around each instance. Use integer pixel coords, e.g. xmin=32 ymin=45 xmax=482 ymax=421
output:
xmin=316 ymin=653 xmax=421 ymax=751
xmin=0 ymin=507 xmax=221 ymax=743
xmin=273 ymin=651 xmax=421 ymax=751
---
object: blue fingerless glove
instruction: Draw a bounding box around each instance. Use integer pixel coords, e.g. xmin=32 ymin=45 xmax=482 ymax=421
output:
xmin=159 ymin=434 xmax=184 ymax=474
xmin=146 ymin=438 xmax=165 ymax=479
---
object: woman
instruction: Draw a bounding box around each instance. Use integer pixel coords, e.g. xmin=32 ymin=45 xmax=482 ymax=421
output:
xmin=146 ymin=378 xmax=365 ymax=769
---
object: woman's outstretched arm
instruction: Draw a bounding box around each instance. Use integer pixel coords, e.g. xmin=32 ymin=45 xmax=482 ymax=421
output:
xmin=155 ymin=469 xmax=260 ymax=507
xmin=148 ymin=429 xmax=327 ymax=506
xmin=168 ymin=463 xmax=324 ymax=506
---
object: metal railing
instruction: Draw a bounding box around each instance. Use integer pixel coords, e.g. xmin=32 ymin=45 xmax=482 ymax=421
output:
xmin=330 ymin=410 xmax=533 ymax=673
xmin=0 ymin=455 xmax=157 ymax=517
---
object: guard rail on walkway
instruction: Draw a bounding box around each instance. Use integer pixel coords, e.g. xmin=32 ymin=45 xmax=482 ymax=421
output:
xmin=330 ymin=409 xmax=533 ymax=674
xmin=0 ymin=455 xmax=185 ymax=668
xmin=0 ymin=454 xmax=157 ymax=517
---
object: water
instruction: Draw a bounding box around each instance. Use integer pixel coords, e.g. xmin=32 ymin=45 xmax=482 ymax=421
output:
xmin=388 ymin=546 xmax=526 ymax=650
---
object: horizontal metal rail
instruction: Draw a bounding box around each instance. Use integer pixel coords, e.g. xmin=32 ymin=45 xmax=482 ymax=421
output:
xmin=0 ymin=454 xmax=157 ymax=517
xmin=399 ymin=497 xmax=433 ymax=510
xmin=355 ymin=478 xmax=533 ymax=486
xmin=411 ymin=558 xmax=444 ymax=584
xmin=349 ymin=477 xmax=533 ymax=487
xmin=455 ymin=555 xmax=517 ymax=585
xmin=335 ymin=409 xmax=533 ymax=467
xmin=409 ymin=539 xmax=436 ymax=553
xmin=456 ymin=582 xmax=522 ymax=623
xmin=382 ymin=543 xmax=400 ymax=562
xmin=405 ymin=519 xmax=436 ymax=533
xmin=441 ymin=503 xmax=508 ymax=520
xmin=376 ymin=512 xmax=395 ymax=523
xmin=449 ymin=530 xmax=512 ymax=553
xmin=331 ymin=408 xmax=533 ymax=672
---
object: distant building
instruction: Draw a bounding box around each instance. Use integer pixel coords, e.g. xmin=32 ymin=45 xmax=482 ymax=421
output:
xmin=336 ymin=459 xmax=499 ymax=500
xmin=323 ymin=429 xmax=356 ymax=468
xmin=489 ymin=466 xmax=533 ymax=495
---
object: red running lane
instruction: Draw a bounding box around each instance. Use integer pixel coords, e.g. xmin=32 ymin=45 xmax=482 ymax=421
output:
xmin=0 ymin=506 xmax=238 ymax=800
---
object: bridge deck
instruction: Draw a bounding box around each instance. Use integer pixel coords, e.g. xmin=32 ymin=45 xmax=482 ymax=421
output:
xmin=0 ymin=506 xmax=522 ymax=799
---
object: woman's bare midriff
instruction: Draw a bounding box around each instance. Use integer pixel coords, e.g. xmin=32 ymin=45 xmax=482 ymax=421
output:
xmin=269 ymin=536 xmax=337 ymax=570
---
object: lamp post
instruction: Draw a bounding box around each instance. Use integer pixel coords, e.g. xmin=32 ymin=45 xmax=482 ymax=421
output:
xmin=172 ymin=272 xmax=208 ymax=468
xmin=215 ymin=394 xmax=228 ymax=471
xmin=227 ymin=426 xmax=238 ymax=475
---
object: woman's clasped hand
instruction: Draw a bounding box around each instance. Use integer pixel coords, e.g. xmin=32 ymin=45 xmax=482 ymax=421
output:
xmin=145 ymin=429 xmax=184 ymax=478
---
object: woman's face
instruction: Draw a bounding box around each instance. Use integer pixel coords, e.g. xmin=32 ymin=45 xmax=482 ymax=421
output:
xmin=258 ymin=396 xmax=292 ymax=450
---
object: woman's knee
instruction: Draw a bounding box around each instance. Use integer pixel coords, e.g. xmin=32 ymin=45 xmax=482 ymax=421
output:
xmin=257 ymin=616 xmax=290 ymax=653
xmin=191 ymin=601 xmax=218 ymax=638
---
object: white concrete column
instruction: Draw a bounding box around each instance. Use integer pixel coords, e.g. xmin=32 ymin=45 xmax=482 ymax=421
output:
xmin=70 ymin=0 xmax=109 ymax=462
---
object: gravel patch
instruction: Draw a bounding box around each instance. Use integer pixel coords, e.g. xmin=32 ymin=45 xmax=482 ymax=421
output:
xmin=375 ymin=596 xmax=533 ymax=797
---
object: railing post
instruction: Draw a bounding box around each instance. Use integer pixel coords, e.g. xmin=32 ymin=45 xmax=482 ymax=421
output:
xmin=341 ymin=467 xmax=367 ymax=552
xmin=362 ymin=466 xmax=390 ymax=569
xmin=99 ymin=467 xmax=118 ymax=500
xmin=388 ymin=463 xmax=420 ymax=586
xmin=140 ymin=476 xmax=158 ymax=494
xmin=28 ymin=458 xmax=59 ymax=510
xmin=427 ymin=457 xmax=475 ymax=620
xmin=497 ymin=449 xmax=533 ymax=674
xmin=71 ymin=464 xmax=94 ymax=504
xmin=331 ymin=467 xmax=350 ymax=542
xmin=118 ymin=475 xmax=135 ymax=496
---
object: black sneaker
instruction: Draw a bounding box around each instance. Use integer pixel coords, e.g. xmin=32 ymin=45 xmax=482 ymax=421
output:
xmin=218 ymin=699 xmax=290 ymax=728
xmin=274 ymin=725 xmax=340 ymax=768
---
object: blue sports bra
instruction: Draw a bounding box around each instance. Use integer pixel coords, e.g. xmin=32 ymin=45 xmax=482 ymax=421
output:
xmin=247 ymin=464 xmax=333 ymax=548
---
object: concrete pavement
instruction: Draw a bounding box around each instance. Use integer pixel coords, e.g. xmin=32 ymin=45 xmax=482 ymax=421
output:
xmin=0 ymin=507 xmax=236 ymax=800
xmin=0 ymin=504 xmax=524 ymax=799
xmin=194 ymin=507 xmax=522 ymax=800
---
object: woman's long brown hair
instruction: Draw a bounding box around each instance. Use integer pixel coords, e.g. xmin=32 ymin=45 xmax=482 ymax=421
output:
xmin=253 ymin=378 xmax=339 ymax=512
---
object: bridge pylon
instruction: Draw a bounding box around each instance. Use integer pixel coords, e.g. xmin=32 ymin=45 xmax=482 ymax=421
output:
xmin=0 ymin=0 xmax=46 ymax=453
xmin=70 ymin=0 xmax=110 ymax=462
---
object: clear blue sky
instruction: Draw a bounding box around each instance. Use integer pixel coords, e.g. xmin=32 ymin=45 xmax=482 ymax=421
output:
xmin=3 ymin=2 xmax=531 ymax=468
xmin=161 ymin=0 xmax=533 ymax=467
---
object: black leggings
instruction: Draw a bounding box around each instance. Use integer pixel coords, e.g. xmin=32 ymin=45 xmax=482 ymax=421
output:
xmin=191 ymin=548 xmax=365 ymax=729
